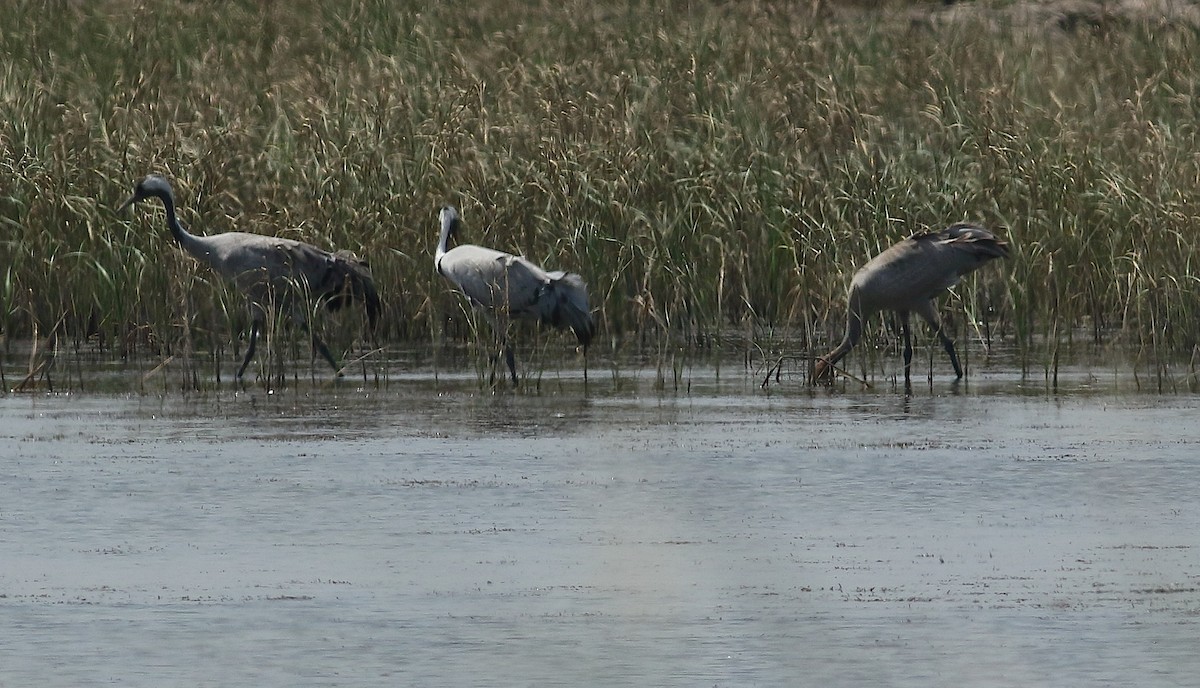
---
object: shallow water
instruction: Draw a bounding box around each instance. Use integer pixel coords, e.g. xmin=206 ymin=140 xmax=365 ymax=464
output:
xmin=2 ymin=359 xmax=1199 ymax=687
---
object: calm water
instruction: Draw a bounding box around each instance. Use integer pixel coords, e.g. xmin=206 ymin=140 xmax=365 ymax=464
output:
xmin=2 ymin=358 xmax=1198 ymax=687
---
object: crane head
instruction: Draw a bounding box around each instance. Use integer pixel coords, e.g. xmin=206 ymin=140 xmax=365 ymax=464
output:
xmin=117 ymin=175 xmax=174 ymax=213
xmin=812 ymin=357 xmax=833 ymax=383
xmin=439 ymin=206 xmax=460 ymax=235
xmin=436 ymin=206 xmax=463 ymax=259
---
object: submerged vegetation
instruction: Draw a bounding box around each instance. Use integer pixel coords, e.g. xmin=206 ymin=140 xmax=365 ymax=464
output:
xmin=4 ymin=0 xmax=1200 ymax=385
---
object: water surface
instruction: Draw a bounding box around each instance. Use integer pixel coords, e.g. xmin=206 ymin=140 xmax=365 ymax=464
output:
xmin=2 ymin=361 xmax=1198 ymax=687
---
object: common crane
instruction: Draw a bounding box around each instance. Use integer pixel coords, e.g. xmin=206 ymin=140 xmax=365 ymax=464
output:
xmin=435 ymin=205 xmax=594 ymax=384
xmin=117 ymin=175 xmax=380 ymax=379
xmin=814 ymin=222 xmax=1009 ymax=389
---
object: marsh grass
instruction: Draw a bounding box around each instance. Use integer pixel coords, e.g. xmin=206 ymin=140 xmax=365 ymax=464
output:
xmin=4 ymin=0 xmax=1200 ymax=387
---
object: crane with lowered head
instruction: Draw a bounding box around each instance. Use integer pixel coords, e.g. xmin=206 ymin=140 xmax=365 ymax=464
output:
xmin=435 ymin=205 xmax=594 ymax=385
xmin=813 ymin=222 xmax=1009 ymax=390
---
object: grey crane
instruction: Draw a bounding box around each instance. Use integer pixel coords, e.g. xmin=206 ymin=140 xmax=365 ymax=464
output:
xmin=117 ymin=175 xmax=380 ymax=379
xmin=813 ymin=222 xmax=1009 ymax=388
xmin=435 ymin=205 xmax=595 ymax=384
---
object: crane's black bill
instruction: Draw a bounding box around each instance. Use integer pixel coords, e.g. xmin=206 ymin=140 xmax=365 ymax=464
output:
xmin=116 ymin=195 xmax=138 ymax=214
xmin=117 ymin=175 xmax=167 ymax=213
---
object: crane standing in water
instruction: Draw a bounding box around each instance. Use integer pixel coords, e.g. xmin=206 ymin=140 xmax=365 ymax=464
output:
xmin=813 ymin=222 xmax=1009 ymax=389
xmin=435 ymin=205 xmax=595 ymax=385
xmin=117 ymin=175 xmax=380 ymax=379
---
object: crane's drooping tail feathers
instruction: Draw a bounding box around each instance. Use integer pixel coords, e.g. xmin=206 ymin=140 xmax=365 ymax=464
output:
xmin=541 ymin=271 xmax=595 ymax=349
xmin=913 ymin=222 xmax=1011 ymax=260
xmin=317 ymin=252 xmax=381 ymax=330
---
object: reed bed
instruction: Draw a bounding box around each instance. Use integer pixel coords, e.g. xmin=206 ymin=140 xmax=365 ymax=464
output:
xmin=4 ymin=0 xmax=1200 ymax=384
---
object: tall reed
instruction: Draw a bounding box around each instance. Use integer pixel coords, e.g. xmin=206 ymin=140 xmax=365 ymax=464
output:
xmin=3 ymin=0 xmax=1200 ymax=377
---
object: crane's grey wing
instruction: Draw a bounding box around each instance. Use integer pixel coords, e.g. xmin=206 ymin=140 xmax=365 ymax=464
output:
xmin=199 ymin=233 xmax=295 ymax=286
xmin=896 ymin=223 xmax=1009 ymax=292
xmin=209 ymin=235 xmax=380 ymax=326
xmin=447 ymin=253 xmax=556 ymax=322
xmin=438 ymin=245 xmax=537 ymax=310
xmin=499 ymin=255 xmax=555 ymax=315
xmin=252 ymin=238 xmax=336 ymax=291
xmin=268 ymin=241 xmax=380 ymax=327
xmin=853 ymin=229 xmax=982 ymax=306
xmin=440 ymin=246 xmax=595 ymax=346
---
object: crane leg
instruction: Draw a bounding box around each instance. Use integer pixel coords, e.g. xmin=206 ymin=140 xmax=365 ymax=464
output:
xmin=301 ymin=321 xmax=342 ymax=376
xmin=936 ymin=328 xmax=963 ymax=379
xmin=915 ymin=300 xmax=963 ymax=379
xmin=504 ymin=343 xmax=517 ymax=385
xmin=311 ymin=333 xmax=342 ymax=376
xmin=236 ymin=321 xmax=261 ymax=379
xmin=900 ymin=311 xmax=913 ymax=389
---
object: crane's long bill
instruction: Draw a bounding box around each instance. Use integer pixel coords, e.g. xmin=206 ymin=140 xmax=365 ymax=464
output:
xmin=116 ymin=195 xmax=137 ymax=214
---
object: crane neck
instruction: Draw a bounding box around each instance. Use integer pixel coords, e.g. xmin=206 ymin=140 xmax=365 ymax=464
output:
xmin=156 ymin=191 xmax=208 ymax=259
xmin=435 ymin=213 xmax=458 ymax=271
xmin=843 ymin=289 xmax=867 ymax=348
xmin=823 ymin=294 xmax=865 ymax=367
xmin=840 ymin=306 xmax=864 ymax=352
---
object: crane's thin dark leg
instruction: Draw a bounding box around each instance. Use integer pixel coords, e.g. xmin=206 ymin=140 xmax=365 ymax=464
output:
xmin=936 ymin=327 xmax=963 ymax=379
xmin=504 ymin=343 xmax=517 ymax=385
xmin=236 ymin=321 xmax=261 ymax=379
xmin=313 ymin=333 xmax=341 ymax=375
xmin=300 ymin=320 xmax=342 ymax=376
xmin=900 ymin=311 xmax=913 ymax=391
xmin=916 ymin=300 xmax=963 ymax=380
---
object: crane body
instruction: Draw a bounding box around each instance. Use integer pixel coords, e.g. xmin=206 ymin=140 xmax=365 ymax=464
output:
xmin=117 ymin=176 xmax=379 ymax=379
xmin=435 ymin=206 xmax=594 ymax=384
xmin=815 ymin=223 xmax=1009 ymax=388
